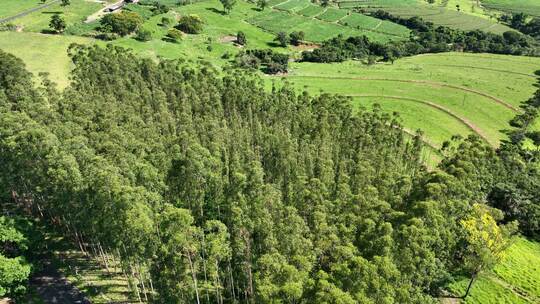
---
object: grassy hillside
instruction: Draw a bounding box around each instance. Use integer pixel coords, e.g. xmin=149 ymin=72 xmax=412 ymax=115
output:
xmin=481 ymin=0 xmax=540 ymax=17
xmin=448 ymin=237 xmax=540 ymax=303
xmin=0 ymin=0 xmax=50 ymax=19
xmin=338 ymin=0 xmax=512 ymax=34
xmin=250 ymin=0 xmax=410 ymax=42
xmin=2 ymin=0 xmax=105 ymax=32
xmin=284 ymin=53 xmax=540 ymax=148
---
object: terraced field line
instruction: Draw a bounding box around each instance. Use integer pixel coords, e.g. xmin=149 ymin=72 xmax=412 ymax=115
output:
xmin=271 ymin=0 xmax=292 ymax=8
xmin=313 ymin=8 xmax=328 ymax=18
xmin=373 ymin=20 xmax=383 ymax=30
xmin=349 ymin=94 xmax=492 ymax=145
xmin=425 ymin=64 xmax=537 ymax=78
xmin=292 ymin=75 xmax=518 ymax=112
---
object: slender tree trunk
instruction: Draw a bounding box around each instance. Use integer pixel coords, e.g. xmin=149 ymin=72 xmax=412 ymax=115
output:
xmin=130 ymin=261 xmax=143 ymax=303
xmin=138 ymin=262 xmax=149 ymax=302
xmin=187 ymin=252 xmax=201 ymax=304
xmin=98 ymin=243 xmax=111 ymax=274
xmin=463 ymin=272 xmax=477 ymax=299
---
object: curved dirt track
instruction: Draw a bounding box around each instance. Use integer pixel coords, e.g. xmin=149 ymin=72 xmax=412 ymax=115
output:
xmin=425 ymin=64 xmax=537 ymax=78
xmin=290 ymin=75 xmax=519 ymax=112
xmin=349 ymin=94 xmax=492 ymax=145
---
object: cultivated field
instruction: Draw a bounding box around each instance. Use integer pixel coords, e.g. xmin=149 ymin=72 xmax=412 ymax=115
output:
xmin=481 ymin=0 xmax=540 ymax=16
xmin=338 ymin=0 xmax=512 ymax=34
xmin=250 ymin=0 xmax=410 ymax=42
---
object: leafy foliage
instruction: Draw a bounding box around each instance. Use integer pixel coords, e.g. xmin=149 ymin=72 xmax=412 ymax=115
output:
xmin=302 ymin=11 xmax=539 ymax=63
xmin=0 ymin=45 xmax=537 ymax=302
xmin=175 ymin=14 xmax=204 ymax=34
xmin=100 ymin=11 xmax=144 ymax=36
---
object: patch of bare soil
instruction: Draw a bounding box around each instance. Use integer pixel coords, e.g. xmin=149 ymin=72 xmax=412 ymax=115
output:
xmin=219 ymin=35 xmax=237 ymax=43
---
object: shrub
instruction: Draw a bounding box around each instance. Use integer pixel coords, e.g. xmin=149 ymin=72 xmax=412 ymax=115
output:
xmin=136 ymin=29 xmax=152 ymax=41
xmin=100 ymin=11 xmax=143 ymax=36
xmin=167 ymin=28 xmax=183 ymax=42
xmin=289 ymin=31 xmax=305 ymax=46
xmin=237 ymin=31 xmax=247 ymax=45
xmin=176 ymin=14 xmax=204 ymax=34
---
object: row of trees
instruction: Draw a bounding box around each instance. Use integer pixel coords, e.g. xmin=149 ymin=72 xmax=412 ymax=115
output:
xmin=302 ymin=11 xmax=539 ymax=63
xmin=499 ymin=12 xmax=540 ymax=41
xmin=0 ymin=45 xmax=537 ymax=302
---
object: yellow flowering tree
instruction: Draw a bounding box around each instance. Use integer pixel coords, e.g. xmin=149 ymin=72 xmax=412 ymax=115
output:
xmin=460 ymin=203 xmax=517 ymax=299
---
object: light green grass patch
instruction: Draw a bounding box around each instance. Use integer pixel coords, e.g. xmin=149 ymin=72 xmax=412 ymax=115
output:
xmin=297 ymin=4 xmax=325 ymax=17
xmin=11 ymin=0 xmax=103 ymax=32
xmin=0 ymin=31 xmax=95 ymax=88
xmin=316 ymin=7 xmax=350 ymax=22
xmin=274 ymin=0 xmax=311 ymax=12
xmin=448 ymin=237 xmax=540 ymax=303
xmin=481 ymin=0 xmax=540 ymax=17
xmin=0 ymin=0 xmax=47 ymax=20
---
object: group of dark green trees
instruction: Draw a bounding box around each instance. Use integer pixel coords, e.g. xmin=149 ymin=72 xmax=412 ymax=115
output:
xmin=302 ymin=11 xmax=539 ymax=63
xmin=0 ymin=45 xmax=538 ymax=303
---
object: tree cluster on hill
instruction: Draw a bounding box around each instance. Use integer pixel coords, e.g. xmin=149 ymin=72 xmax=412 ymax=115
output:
xmin=0 ymin=46 xmax=537 ymax=303
xmin=499 ymin=12 xmax=540 ymax=41
xmin=234 ymin=49 xmax=289 ymax=74
xmin=302 ymin=10 xmax=539 ymax=63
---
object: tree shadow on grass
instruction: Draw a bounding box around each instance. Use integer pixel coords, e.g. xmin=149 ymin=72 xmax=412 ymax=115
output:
xmin=40 ymin=29 xmax=59 ymax=34
xmin=42 ymin=11 xmax=63 ymax=14
xmin=206 ymin=7 xmax=226 ymax=15
xmin=266 ymin=41 xmax=283 ymax=48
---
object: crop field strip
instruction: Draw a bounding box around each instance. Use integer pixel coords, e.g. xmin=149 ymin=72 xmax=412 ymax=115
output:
xmin=250 ymin=0 xmax=410 ymax=42
xmin=481 ymin=0 xmax=540 ymax=17
xmin=337 ymin=0 xmax=512 ymax=34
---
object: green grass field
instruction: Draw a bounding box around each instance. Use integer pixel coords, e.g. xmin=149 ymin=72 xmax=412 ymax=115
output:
xmin=283 ymin=53 xmax=540 ymax=148
xmin=448 ymin=237 xmax=540 ymax=303
xmin=338 ymin=0 xmax=512 ymax=34
xmin=252 ymin=0 xmax=410 ymax=41
xmin=6 ymin=0 xmax=104 ymax=33
xmin=481 ymin=0 xmax=540 ymax=17
xmin=298 ymin=4 xmax=325 ymax=17
xmin=0 ymin=0 xmax=50 ymax=20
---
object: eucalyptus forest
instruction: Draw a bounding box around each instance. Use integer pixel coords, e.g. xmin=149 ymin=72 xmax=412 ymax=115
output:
xmin=1 ymin=0 xmax=540 ymax=303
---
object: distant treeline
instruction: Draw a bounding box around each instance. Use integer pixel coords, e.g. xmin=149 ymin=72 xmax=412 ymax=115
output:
xmin=302 ymin=10 xmax=539 ymax=63
xmin=499 ymin=12 xmax=540 ymax=41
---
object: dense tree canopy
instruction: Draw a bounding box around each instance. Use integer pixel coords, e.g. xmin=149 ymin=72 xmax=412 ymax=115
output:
xmin=0 ymin=45 xmax=537 ymax=302
xmin=302 ymin=11 xmax=539 ymax=63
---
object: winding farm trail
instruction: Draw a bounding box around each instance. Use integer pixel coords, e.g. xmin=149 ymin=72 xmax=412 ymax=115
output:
xmin=0 ymin=0 xmax=60 ymax=24
xmin=30 ymin=261 xmax=91 ymax=304
xmin=348 ymin=94 xmax=492 ymax=145
xmin=290 ymin=75 xmax=519 ymax=112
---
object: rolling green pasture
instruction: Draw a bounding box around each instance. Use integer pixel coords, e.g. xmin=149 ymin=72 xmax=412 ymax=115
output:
xmin=7 ymin=0 xmax=104 ymax=32
xmin=0 ymin=31 xmax=95 ymax=88
xmin=283 ymin=53 xmax=540 ymax=148
xmin=449 ymin=237 xmax=540 ymax=303
xmin=481 ymin=0 xmax=540 ymax=17
xmin=338 ymin=0 xmax=512 ymax=34
xmin=0 ymin=0 xmax=48 ymax=19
